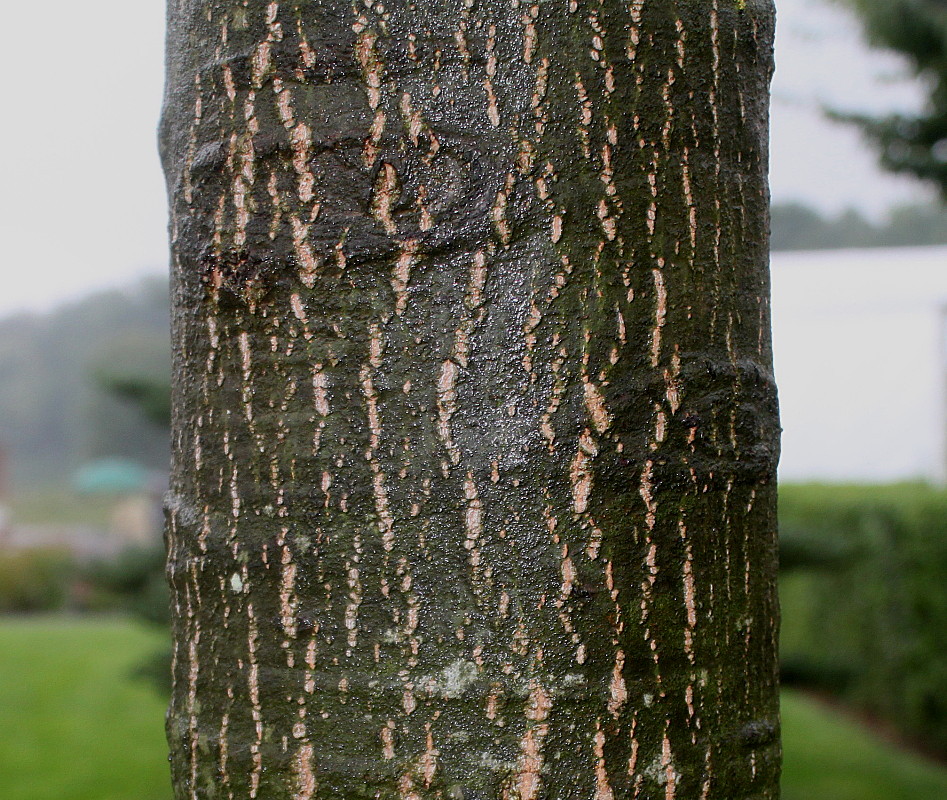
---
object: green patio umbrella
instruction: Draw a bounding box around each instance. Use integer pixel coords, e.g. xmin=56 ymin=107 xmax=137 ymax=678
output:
xmin=73 ymin=459 xmax=151 ymax=494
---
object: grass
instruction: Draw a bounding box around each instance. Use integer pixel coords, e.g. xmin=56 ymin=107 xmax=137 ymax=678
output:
xmin=782 ymin=689 xmax=947 ymax=800
xmin=3 ymin=616 xmax=947 ymax=799
xmin=0 ymin=616 xmax=171 ymax=800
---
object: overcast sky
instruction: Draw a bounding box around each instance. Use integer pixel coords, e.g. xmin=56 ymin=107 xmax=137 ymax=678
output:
xmin=0 ymin=0 xmax=935 ymax=318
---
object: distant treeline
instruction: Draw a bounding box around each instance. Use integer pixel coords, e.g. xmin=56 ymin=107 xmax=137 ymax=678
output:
xmin=772 ymin=201 xmax=947 ymax=251
xmin=0 ymin=278 xmax=170 ymax=487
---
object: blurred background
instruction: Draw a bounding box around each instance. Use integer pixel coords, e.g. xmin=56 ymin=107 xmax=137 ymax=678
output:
xmin=2 ymin=0 xmax=947 ymax=798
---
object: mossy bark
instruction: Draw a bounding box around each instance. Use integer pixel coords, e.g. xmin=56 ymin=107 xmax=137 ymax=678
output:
xmin=160 ymin=1 xmax=779 ymax=798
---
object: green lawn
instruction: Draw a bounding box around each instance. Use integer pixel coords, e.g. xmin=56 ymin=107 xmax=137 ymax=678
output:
xmin=0 ymin=617 xmax=171 ymax=800
xmin=3 ymin=617 xmax=947 ymax=799
xmin=782 ymin=689 xmax=947 ymax=800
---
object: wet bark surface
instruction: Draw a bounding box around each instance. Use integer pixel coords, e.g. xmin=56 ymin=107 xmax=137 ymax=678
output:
xmin=160 ymin=1 xmax=779 ymax=797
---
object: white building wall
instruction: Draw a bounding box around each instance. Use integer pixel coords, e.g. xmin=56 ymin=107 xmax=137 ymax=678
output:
xmin=771 ymin=246 xmax=947 ymax=483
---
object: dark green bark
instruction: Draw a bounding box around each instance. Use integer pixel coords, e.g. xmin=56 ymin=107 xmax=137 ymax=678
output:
xmin=160 ymin=1 xmax=779 ymax=798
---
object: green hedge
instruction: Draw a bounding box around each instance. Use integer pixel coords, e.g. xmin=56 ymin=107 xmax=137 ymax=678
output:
xmin=779 ymin=483 xmax=947 ymax=752
xmin=0 ymin=549 xmax=77 ymax=613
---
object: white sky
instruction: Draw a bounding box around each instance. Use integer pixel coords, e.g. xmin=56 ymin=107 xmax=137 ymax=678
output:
xmin=0 ymin=0 xmax=936 ymax=318
xmin=0 ymin=2 xmax=168 ymax=319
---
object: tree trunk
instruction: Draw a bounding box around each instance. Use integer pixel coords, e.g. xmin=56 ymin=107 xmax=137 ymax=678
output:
xmin=160 ymin=1 xmax=779 ymax=798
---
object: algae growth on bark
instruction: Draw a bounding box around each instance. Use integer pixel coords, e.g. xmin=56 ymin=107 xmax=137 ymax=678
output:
xmin=160 ymin=0 xmax=780 ymax=797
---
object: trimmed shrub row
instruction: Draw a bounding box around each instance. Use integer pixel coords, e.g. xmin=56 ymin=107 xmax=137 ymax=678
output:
xmin=779 ymin=483 xmax=947 ymax=752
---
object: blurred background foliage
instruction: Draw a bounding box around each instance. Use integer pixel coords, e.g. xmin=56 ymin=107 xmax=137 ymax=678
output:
xmin=781 ymin=484 xmax=947 ymax=754
xmin=0 ymin=277 xmax=170 ymax=487
xmin=770 ymin=200 xmax=947 ymax=250
xmin=838 ymin=0 xmax=947 ymax=195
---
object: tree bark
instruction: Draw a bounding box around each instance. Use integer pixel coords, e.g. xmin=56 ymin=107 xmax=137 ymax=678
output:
xmin=160 ymin=1 xmax=779 ymax=798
